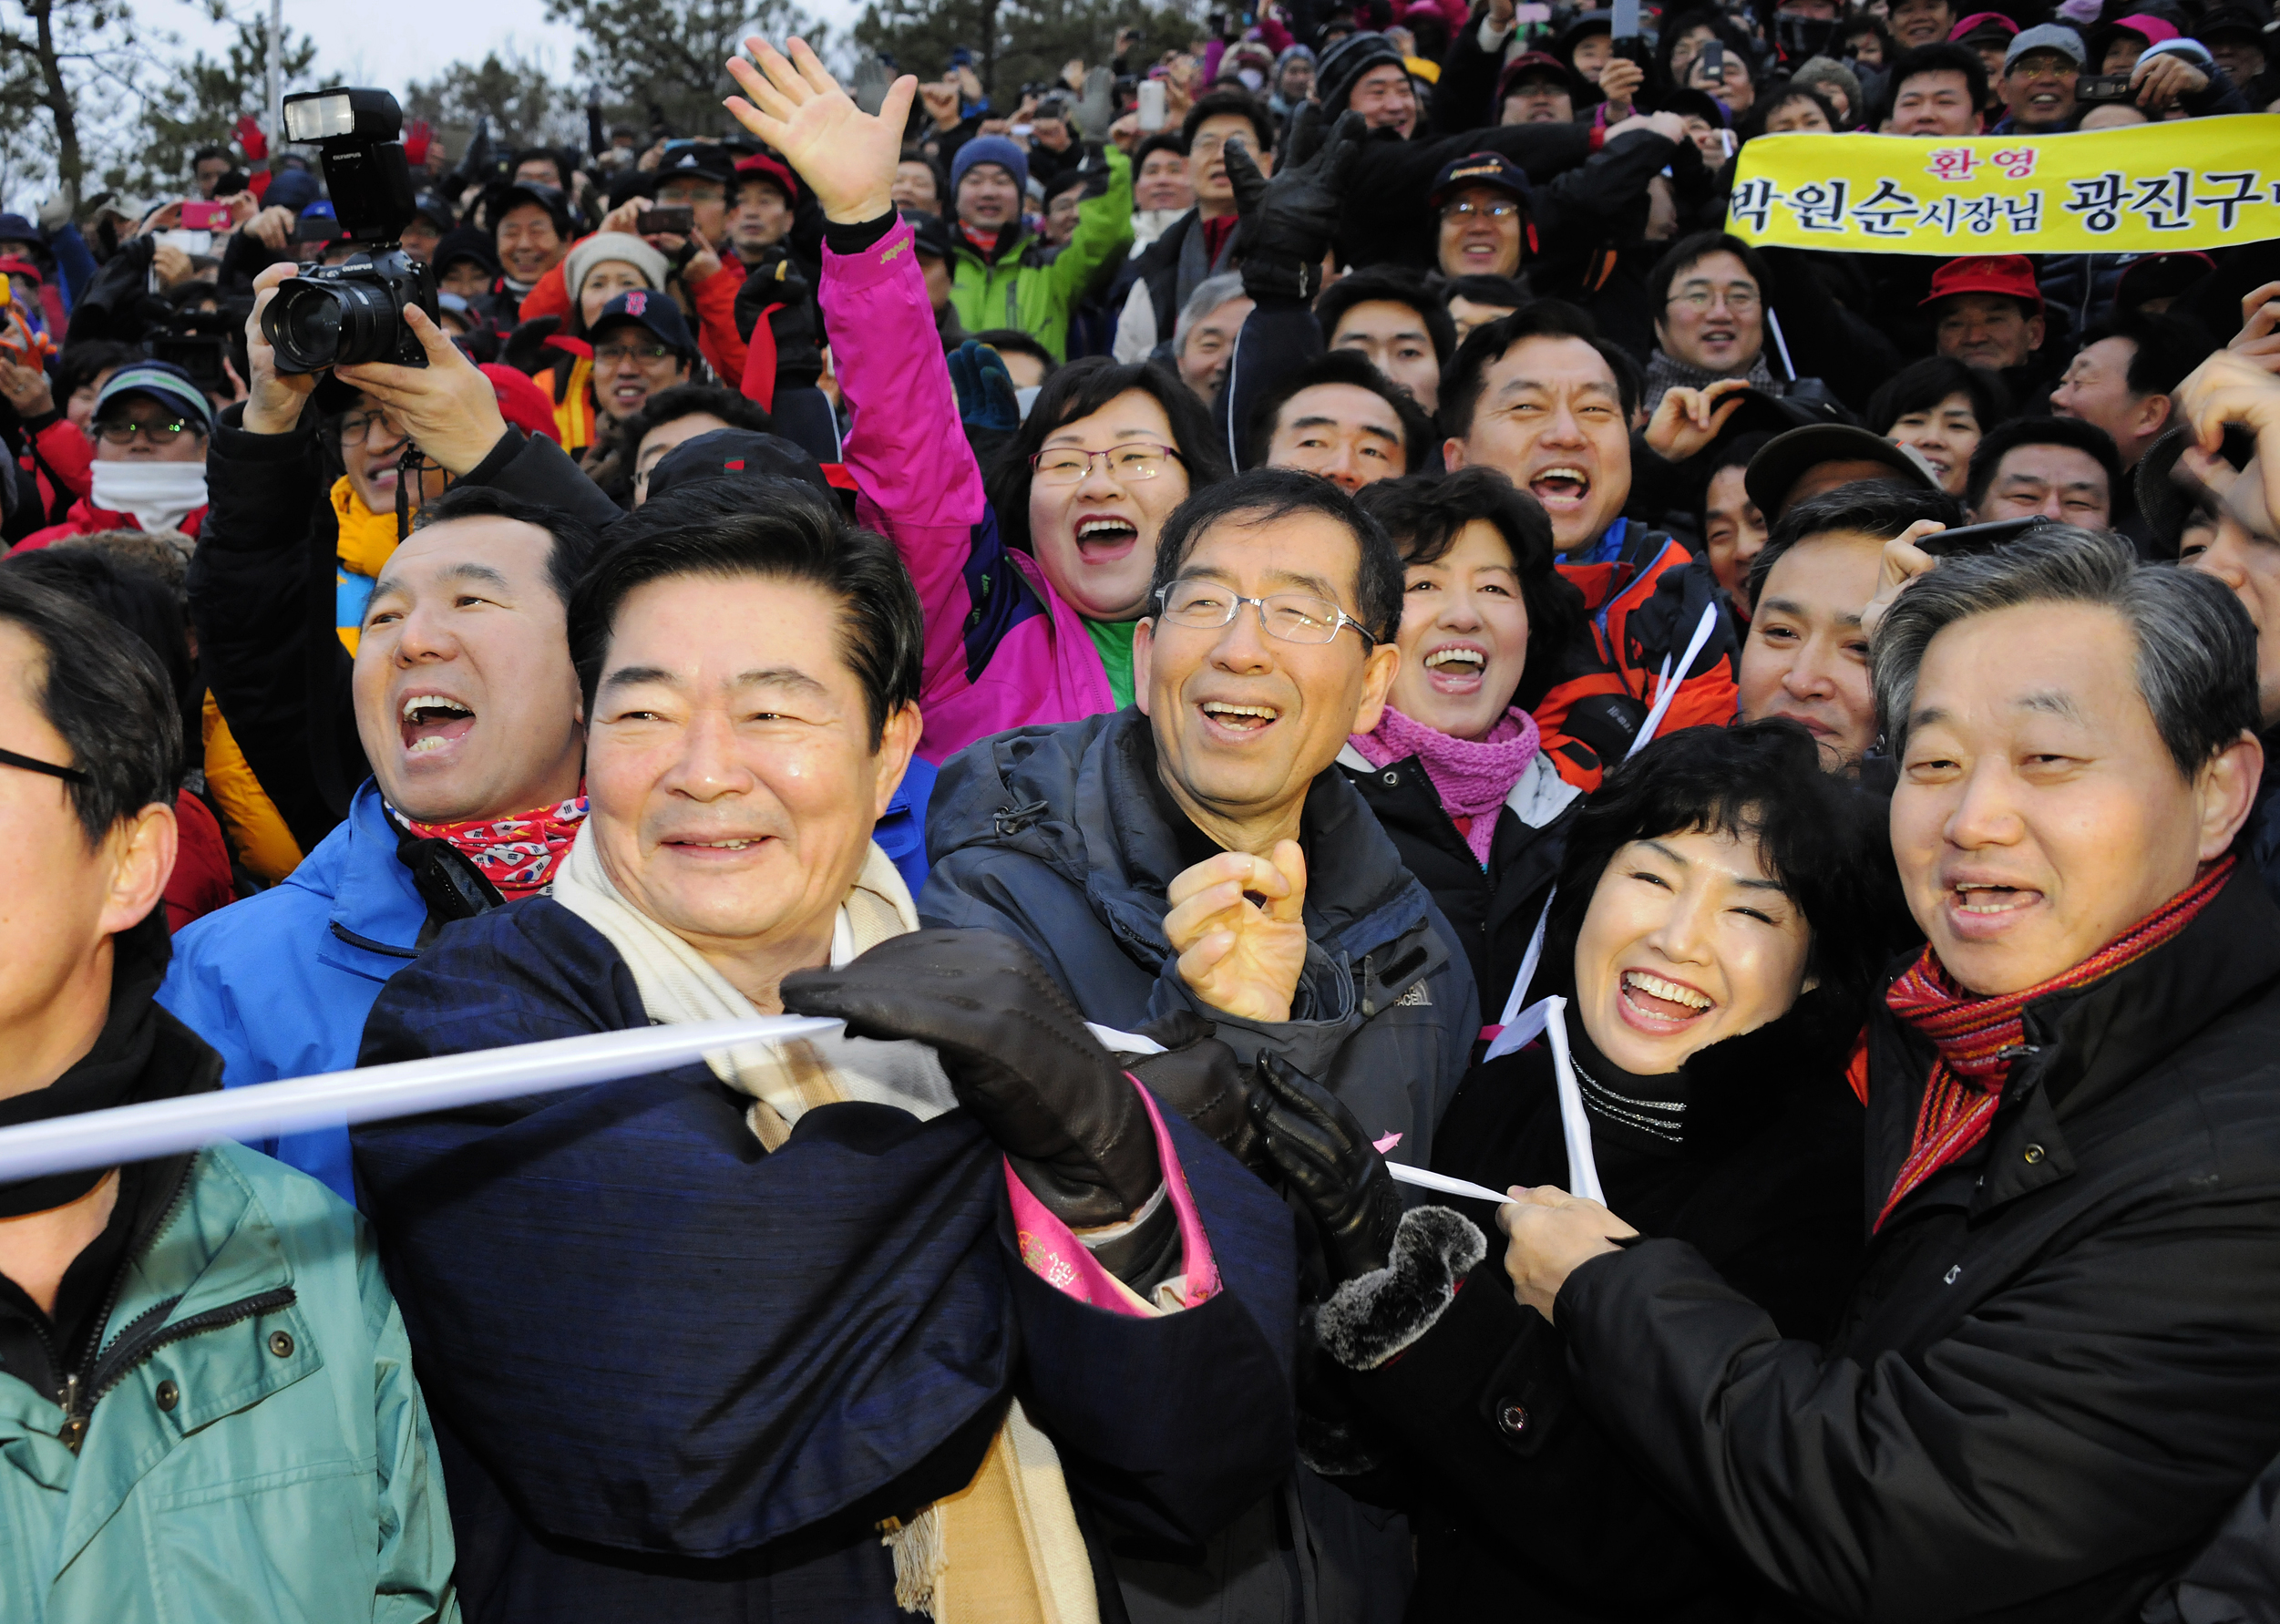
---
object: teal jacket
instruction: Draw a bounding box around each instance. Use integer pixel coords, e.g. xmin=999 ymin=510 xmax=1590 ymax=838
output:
xmin=949 ymin=145 xmax=1133 ymax=361
xmin=0 ymin=1140 xmax=459 ymax=1623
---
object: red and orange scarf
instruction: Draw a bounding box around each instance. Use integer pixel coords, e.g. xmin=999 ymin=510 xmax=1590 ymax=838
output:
xmin=403 ymin=795 xmax=589 ymax=899
xmin=1875 ymin=858 xmax=2234 ymax=1230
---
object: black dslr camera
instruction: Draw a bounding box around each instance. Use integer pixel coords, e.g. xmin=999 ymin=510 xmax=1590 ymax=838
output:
xmin=261 ymin=87 xmax=438 ymax=374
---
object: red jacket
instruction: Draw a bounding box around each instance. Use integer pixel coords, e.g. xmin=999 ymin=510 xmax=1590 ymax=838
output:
xmin=16 ymin=496 xmax=210 ymax=552
xmin=165 ymin=790 xmax=236 ymax=931
xmin=17 ymin=414 xmax=92 ymax=522
xmin=1535 ymin=519 xmax=1740 ymax=787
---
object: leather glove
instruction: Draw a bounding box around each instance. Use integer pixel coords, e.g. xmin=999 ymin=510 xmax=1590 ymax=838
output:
xmin=948 ymin=339 xmax=1021 ymax=433
xmin=1111 ymin=1009 xmax=1265 ymax=1168
xmin=734 ymin=252 xmax=823 ymax=391
xmin=780 ymin=929 xmax=1160 ymax=1228
xmin=1225 ymin=106 xmax=1364 ymax=305
xmin=1249 ymin=1056 xmax=1404 ymax=1281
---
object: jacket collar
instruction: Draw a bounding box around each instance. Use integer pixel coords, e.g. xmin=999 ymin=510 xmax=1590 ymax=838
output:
xmin=314 ymin=778 xmax=428 ymax=977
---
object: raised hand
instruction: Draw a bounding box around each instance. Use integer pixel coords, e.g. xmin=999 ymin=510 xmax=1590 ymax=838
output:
xmin=724 ymin=36 xmax=916 ymax=224
xmin=1226 ymin=106 xmax=1363 ymax=303
xmin=333 ymin=304 xmax=508 ymax=477
xmin=1643 ymin=377 xmax=1751 ymax=462
xmin=241 ymin=262 xmax=320 ymax=436
xmin=1164 ymin=843 xmax=1310 ymax=1023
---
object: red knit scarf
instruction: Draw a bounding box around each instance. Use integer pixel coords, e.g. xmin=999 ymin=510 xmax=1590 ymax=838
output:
xmin=402 ymin=794 xmax=589 ymax=899
xmin=1874 ymin=858 xmax=2234 ymax=1230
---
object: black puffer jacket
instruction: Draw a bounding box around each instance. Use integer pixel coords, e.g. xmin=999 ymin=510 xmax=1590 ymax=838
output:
xmin=1554 ymin=869 xmax=2280 ymax=1623
xmin=1337 ymin=990 xmax=1867 ymax=1623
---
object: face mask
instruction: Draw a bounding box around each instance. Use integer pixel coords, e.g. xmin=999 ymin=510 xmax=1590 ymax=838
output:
xmin=91 ymin=457 xmax=208 ymax=535
xmin=1016 ymin=385 xmax=1041 ymax=420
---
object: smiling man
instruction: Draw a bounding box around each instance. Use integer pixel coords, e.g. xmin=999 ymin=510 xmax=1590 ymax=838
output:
xmin=1431 ymin=152 xmax=1529 ymax=282
xmin=1498 ymin=525 xmax=2280 ymax=1622
xmin=1643 ymin=232 xmax=1772 ymax=411
xmin=1442 ymin=302 xmax=1741 ymax=760
xmin=921 ymin=463 xmax=1475 ymax=1622
xmin=1254 ymin=349 xmax=1434 ymax=491
xmin=586 ymin=289 xmax=696 ymax=436
xmin=1966 ymin=416 xmax=2121 ymax=529
xmin=348 ymin=467 xmax=1296 ymax=1622
xmin=1994 ymin=24 xmax=2085 ymax=130
xmin=1737 ymin=483 xmax=1963 ymax=772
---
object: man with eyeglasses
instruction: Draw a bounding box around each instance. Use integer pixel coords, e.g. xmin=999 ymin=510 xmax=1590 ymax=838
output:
xmin=18 ymin=362 xmax=212 ymax=551
xmin=1643 ymin=231 xmax=1774 ymax=411
xmin=585 ymin=289 xmax=696 ymax=437
xmin=1992 ymin=24 xmax=2084 ymax=132
xmin=922 ymin=464 xmax=1477 ymax=1619
xmin=1432 ymin=152 xmax=1528 ymax=282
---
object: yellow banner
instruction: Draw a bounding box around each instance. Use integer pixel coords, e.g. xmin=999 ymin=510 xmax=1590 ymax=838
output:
xmin=1725 ymin=116 xmax=2280 ymax=254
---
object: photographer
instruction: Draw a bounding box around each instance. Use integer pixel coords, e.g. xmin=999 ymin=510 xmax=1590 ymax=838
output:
xmin=190 ymin=261 xmax=618 ymax=866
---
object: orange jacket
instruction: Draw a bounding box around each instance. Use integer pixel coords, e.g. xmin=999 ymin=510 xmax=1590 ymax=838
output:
xmin=1534 ymin=519 xmax=1741 ymax=787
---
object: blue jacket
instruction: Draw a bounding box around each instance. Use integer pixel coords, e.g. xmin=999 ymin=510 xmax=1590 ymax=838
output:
xmin=350 ymin=895 xmax=1295 ymax=1622
xmin=160 ymin=767 xmax=941 ymax=1203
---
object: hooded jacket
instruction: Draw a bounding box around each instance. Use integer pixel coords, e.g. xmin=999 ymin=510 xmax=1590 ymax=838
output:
xmin=1552 ymin=870 xmax=2280 ymax=1623
xmin=918 ymin=706 xmax=1480 ymax=1621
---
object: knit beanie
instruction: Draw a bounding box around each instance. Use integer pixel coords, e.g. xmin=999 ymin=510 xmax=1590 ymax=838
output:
xmin=950 ymin=136 xmax=1031 ymax=204
xmin=1318 ymin=30 xmax=1411 ymax=117
xmin=562 ymin=232 xmax=672 ymax=306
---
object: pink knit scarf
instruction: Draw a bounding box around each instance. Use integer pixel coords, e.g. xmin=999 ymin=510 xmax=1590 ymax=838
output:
xmin=1350 ymin=705 xmax=1542 ymax=868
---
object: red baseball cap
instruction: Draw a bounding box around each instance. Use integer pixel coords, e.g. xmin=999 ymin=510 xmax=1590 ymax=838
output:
xmin=735 ymin=152 xmax=799 ymax=204
xmin=1949 ymin=10 xmax=2018 ymax=43
xmin=479 ymin=363 xmax=560 ymax=445
xmin=1920 ymin=254 xmax=2043 ymax=315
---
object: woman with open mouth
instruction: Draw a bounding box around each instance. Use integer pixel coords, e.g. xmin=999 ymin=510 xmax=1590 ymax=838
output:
xmin=1339 ymin=468 xmax=1593 ymax=1019
xmin=1255 ymin=720 xmax=1907 ymax=1621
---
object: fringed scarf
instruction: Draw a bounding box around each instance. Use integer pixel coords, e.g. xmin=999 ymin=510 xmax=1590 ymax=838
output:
xmin=1349 ymin=704 xmax=1542 ymax=868
xmin=1875 ymin=858 xmax=2234 ymax=1230
xmin=1641 ymin=346 xmax=1778 ymax=413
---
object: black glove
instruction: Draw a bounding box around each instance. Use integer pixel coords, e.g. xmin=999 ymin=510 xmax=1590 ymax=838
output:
xmin=1111 ymin=1009 xmax=1265 ymax=1169
xmin=780 ymin=929 xmax=1159 ymax=1228
xmin=1249 ymin=1056 xmax=1405 ymax=1281
xmin=1224 ymin=106 xmax=1364 ymax=305
xmin=734 ymin=252 xmax=823 ymax=391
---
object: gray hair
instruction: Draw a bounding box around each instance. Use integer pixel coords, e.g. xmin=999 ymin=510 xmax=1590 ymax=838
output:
xmin=1174 ymin=272 xmax=1249 ymax=355
xmin=1872 ymin=526 xmax=2259 ymax=780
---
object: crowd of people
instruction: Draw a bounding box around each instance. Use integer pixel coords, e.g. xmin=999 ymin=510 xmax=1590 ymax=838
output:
xmin=2 ymin=0 xmax=2280 ymax=1619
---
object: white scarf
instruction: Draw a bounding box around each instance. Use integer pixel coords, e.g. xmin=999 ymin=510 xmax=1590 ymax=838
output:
xmin=89 ymin=460 xmax=207 ymax=536
xmin=546 ymin=823 xmax=1098 ymax=1624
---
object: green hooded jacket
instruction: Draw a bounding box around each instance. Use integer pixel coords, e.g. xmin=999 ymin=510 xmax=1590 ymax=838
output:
xmin=949 ymin=144 xmax=1134 ymax=362
xmin=0 ymin=1140 xmax=458 ymax=1623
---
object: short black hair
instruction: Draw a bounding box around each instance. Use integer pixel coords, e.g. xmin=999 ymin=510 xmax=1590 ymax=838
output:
xmin=54 ymin=340 xmax=143 ymax=407
xmin=1442 ymin=273 xmax=1529 ymax=312
xmin=1439 ymin=299 xmax=1641 ymax=441
xmin=1694 ymin=428 xmax=1778 ymax=540
xmin=1742 ymin=83 xmax=1840 ymax=138
xmin=570 ymin=482 xmax=921 ymax=748
xmin=1864 ymin=355 xmax=2013 ymax=437
xmin=409 ymin=485 xmax=603 ymax=611
xmin=190 ymin=145 xmax=231 ymax=167
xmin=896 ymin=145 xmax=950 ymax=200
xmin=1133 ymin=132 xmax=1188 ymax=170
xmin=1148 ymin=468 xmax=1405 ymax=644
xmin=1181 ymin=87 xmax=1276 ymax=155
xmin=1246 ymin=349 xmax=1435 ymax=473
xmin=611 ymin=382 xmax=775 ymax=471
xmin=985 ymin=357 xmax=1231 ymax=554
xmin=4 ymin=546 xmax=193 ymax=709
xmin=1645 ymin=231 xmax=1771 ymax=330
xmin=1545 ymin=719 xmax=1903 ymax=1016
xmin=1354 ymin=467 xmax=1587 ymax=710
xmin=1965 ymin=416 xmax=2122 ymax=513
xmin=1315 ymin=266 xmax=1457 ymax=366
xmin=1748 ymin=483 xmax=1965 ymax=610
xmin=0 ymin=568 xmax=180 ymax=846
xmin=1884 ymin=41 xmax=1988 ymax=120
xmin=971 ymin=327 xmax=1060 ymax=379
xmin=511 ymin=146 xmax=567 ymax=181
xmin=2077 ymin=309 xmax=2207 ymax=402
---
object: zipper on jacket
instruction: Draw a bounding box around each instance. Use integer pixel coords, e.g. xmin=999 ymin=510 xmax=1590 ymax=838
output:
xmin=57 ymin=1286 xmax=299 ymax=1453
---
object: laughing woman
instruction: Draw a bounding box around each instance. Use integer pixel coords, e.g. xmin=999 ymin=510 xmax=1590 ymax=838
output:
xmin=1340 ymin=469 xmax=1589 ymax=1017
xmin=1256 ymin=720 xmax=1905 ymax=1621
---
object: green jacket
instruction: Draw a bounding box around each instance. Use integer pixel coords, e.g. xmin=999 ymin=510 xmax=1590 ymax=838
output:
xmin=0 ymin=1141 xmax=458 ymax=1623
xmin=949 ymin=145 xmax=1134 ymax=362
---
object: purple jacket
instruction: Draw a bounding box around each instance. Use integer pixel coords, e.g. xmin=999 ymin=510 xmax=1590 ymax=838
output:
xmin=824 ymin=219 xmax=1115 ymax=764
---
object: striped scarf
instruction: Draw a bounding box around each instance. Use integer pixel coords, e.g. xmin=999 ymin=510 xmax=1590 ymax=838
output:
xmin=1875 ymin=858 xmax=2234 ymax=1230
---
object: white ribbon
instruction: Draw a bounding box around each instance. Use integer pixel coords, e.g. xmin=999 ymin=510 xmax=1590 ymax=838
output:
xmin=0 ymin=1015 xmax=837 ymax=1185
xmin=1541 ymin=996 xmax=1606 ymax=1204
xmin=1627 ymin=599 xmax=1724 ymax=763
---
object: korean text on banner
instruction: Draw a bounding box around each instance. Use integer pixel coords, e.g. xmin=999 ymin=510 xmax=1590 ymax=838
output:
xmin=1724 ymin=117 xmax=2280 ymax=255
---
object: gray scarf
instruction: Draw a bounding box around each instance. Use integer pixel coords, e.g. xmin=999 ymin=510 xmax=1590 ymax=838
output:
xmin=1642 ymin=347 xmax=1781 ymax=413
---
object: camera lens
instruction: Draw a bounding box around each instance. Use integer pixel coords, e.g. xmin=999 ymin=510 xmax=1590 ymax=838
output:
xmin=261 ymin=268 xmax=413 ymax=373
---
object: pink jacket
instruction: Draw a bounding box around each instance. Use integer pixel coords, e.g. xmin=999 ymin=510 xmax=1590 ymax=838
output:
xmin=823 ymin=218 xmax=1115 ymax=765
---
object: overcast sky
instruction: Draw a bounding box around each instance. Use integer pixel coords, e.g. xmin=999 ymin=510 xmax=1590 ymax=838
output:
xmin=170 ymin=0 xmax=863 ymax=107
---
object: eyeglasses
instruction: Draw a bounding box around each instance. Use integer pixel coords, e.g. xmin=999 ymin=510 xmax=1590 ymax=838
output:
xmin=595 ymin=342 xmax=678 ymax=365
xmin=1668 ymin=285 xmax=1761 ymax=313
xmin=94 ymin=416 xmax=196 ymax=446
xmin=1442 ymin=199 xmax=1521 ymax=221
xmin=1029 ymin=442 xmax=1182 ymax=486
xmin=336 ymin=410 xmax=404 ymax=447
xmin=0 ymin=743 xmax=88 ymax=785
xmin=1155 ymin=579 xmax=1379 ymax=647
